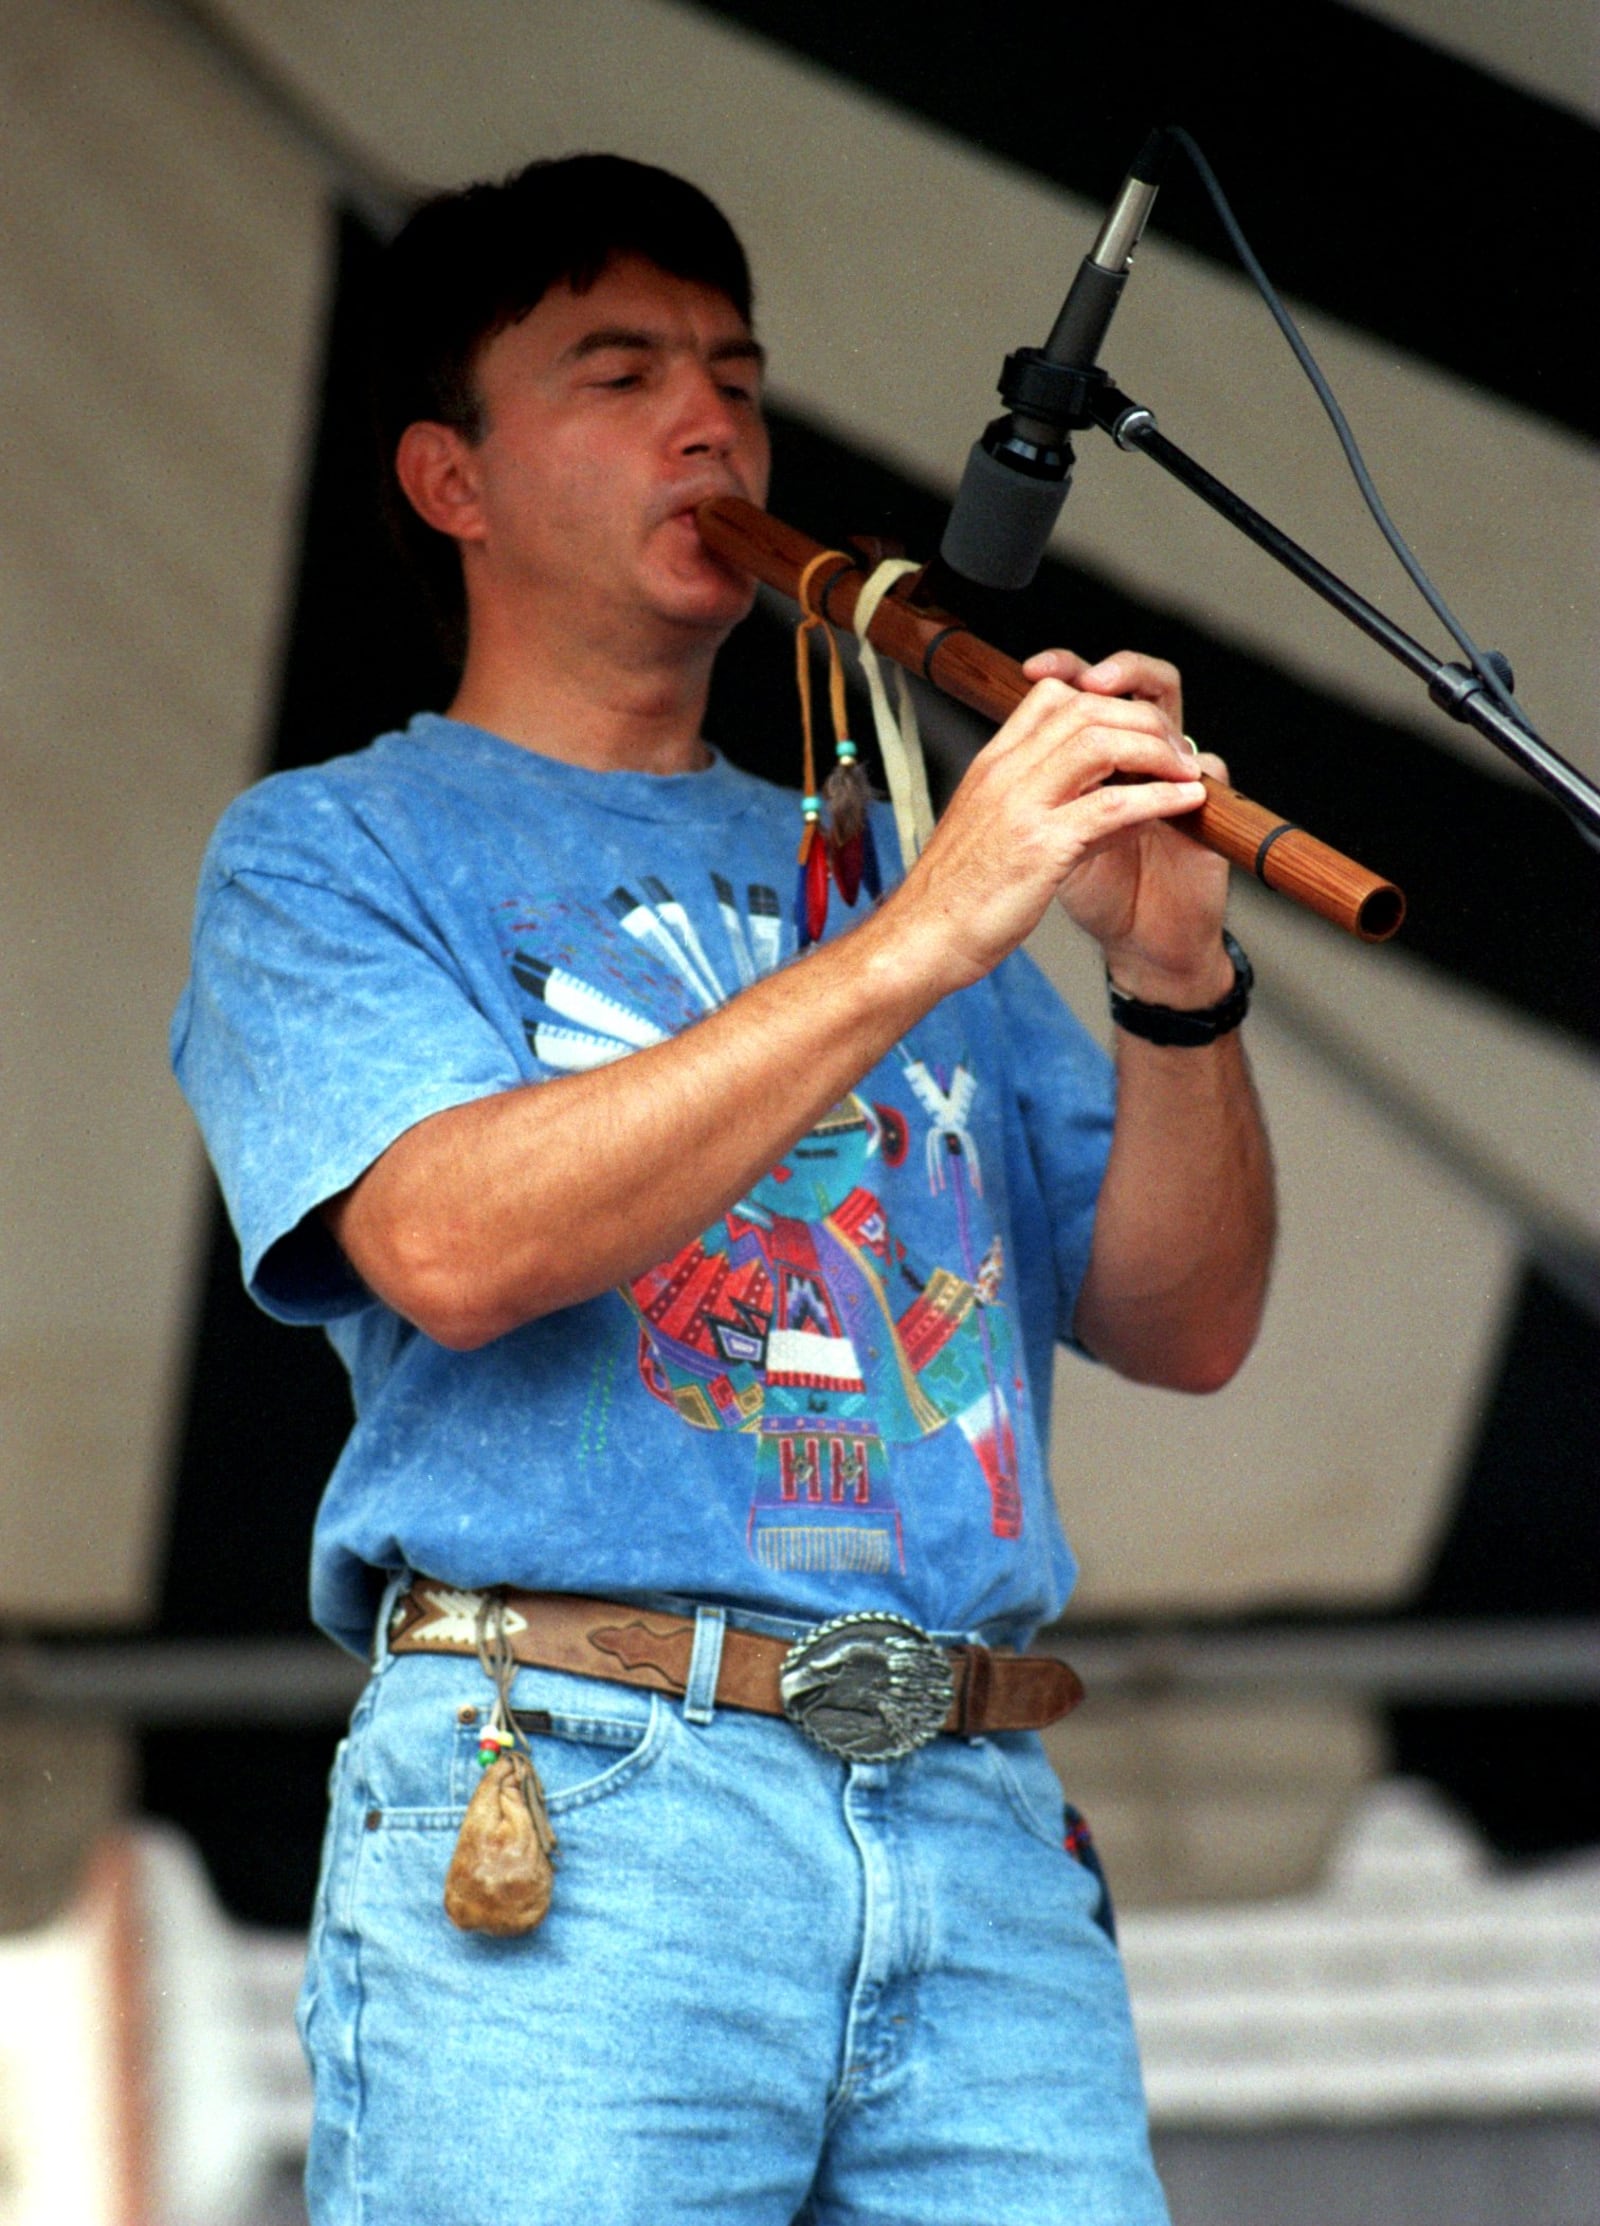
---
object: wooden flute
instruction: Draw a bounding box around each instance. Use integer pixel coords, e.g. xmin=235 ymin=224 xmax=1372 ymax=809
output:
xmin=696 ymin=495 xmax=1405 ymax=943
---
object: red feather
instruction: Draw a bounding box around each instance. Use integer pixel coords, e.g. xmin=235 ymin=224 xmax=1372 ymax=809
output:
xmin=805 ymin=831 xmax=831 ymax=943
xmin=831 ymin=830 xmax=863 ymax=905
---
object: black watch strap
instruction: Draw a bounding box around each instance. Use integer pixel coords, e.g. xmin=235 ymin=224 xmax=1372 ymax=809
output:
xmin=1107 ymin=930 xmax=1253 ymax=1047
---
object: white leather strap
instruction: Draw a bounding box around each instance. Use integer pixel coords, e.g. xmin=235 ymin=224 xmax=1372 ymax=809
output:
xmin=850 ymin=558 xmax=937 ymax=869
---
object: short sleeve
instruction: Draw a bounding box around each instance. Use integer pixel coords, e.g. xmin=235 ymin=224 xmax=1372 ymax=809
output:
xmin=172 ymin=862 xmax=522 ymax=1324
xmin=991 ymin=949 xmax=1116 ymax=1343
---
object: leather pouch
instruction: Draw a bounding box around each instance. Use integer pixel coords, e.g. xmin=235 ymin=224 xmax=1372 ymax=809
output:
xmin=444 ymin=1750 xmax=558 ymax=1936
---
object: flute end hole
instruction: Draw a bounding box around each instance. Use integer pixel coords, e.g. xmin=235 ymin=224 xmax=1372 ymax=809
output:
xmin=1356 ymin=885 xmax=1406 ymax=941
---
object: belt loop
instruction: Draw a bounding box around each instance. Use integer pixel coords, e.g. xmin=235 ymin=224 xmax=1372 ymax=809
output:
xmin=683 ymin=1605 xmax=727 ymax=1725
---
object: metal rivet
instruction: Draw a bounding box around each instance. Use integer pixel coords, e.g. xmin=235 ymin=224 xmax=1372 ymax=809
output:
xmin=457 ymin=1704 xmax=479 ymax=1725
xmin=365 ymin=1808 xmax=382 ymax=1831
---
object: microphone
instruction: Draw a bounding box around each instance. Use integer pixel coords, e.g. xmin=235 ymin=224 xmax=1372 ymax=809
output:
xmin=929 ymin=128 xmax=1172 ymax=598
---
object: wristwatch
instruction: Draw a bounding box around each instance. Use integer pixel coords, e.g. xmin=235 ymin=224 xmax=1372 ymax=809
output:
xmin=1107 ymin=930 xmax=1253 ymax=1047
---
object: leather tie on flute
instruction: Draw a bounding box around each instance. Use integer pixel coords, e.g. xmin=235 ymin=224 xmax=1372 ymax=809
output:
xmin=698 ymin=496 xmax=1405 ymax=944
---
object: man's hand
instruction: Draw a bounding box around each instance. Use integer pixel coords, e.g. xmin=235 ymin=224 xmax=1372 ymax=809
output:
xmin=1023 ymin=648 xmax=1233 ymax=1008
xmin=886 ymin=649 xmax=1217 ymax=1001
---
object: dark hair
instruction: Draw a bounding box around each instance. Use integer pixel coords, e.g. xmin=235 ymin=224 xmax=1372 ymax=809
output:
xmin=370 ymin=153 xmax=755 ymax=662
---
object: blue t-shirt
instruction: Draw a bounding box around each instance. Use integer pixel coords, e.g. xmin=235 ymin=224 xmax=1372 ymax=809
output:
xmin=172 ymin=714 xmax=1114 ymax=1656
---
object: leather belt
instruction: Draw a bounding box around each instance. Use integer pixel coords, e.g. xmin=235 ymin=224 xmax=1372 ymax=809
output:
xmin=387 ymin=1581 xmax=1083 ymax=1756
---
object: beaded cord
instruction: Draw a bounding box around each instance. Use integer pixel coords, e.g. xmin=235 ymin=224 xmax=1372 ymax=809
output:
xmin=793 ymin=551 xmax=874 ymax=945
xmin=473 ymin=1592 xmax=531 ymax=1767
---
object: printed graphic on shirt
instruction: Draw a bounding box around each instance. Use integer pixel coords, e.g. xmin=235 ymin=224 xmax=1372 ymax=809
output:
xmin=498 ymin=877 xmax=1024 ymax=1576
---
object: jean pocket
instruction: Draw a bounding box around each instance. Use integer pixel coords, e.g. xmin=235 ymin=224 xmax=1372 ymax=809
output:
xmin=988 ymin=1740 xmax=1118 ymax=1941
xmin=986 ymin=1730 xmax=1072 ymax=1848
xmin=448 ymin=1680 xmax=672 ymax=1819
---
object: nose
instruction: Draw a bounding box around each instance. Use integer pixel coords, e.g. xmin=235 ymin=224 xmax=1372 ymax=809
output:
xmin=671 ymin=356 xmax=743 ymax=461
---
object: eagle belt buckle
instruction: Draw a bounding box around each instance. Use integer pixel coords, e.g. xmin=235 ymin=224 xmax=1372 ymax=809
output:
xmin=779 ymin=1612 xmax=955 ymax=1762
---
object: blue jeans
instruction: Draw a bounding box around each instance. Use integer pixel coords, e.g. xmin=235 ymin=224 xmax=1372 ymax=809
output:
xmin=299 ymin=1614 xmax=1169 ymax=2224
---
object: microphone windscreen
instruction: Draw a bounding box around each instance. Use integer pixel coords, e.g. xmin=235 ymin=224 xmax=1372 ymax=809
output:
xmin=938 ymin=440 xmax=1069 ymax=592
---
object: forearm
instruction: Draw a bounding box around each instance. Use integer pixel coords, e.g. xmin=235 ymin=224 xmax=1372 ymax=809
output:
xmin=1073 ymin=1024 xmax=1275 ymax=1391
xmin=327 ymin=895 xmax=937 ymax=1347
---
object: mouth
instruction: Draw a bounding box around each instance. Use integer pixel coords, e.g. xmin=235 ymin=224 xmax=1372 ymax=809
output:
xmin=660 ymin=474 xmax=749 ymax=534
xmin=658 ymin=484 xmax=760 ymax=591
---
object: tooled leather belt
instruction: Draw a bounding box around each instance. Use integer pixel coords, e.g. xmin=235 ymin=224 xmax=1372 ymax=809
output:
xmin=387 ymin=1580 xmax=1084 ymax=1764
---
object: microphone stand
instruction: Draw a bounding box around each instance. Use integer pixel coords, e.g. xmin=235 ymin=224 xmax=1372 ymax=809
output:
xmin=1067 ymin=378 xmax=1600 ymax=840
xmin=919 ymin=125 xmax=1599 ymax=843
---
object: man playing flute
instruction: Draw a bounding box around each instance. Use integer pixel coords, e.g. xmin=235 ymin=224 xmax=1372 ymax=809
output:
xmin=174 ymin=152 xmax=1274 ymax=2224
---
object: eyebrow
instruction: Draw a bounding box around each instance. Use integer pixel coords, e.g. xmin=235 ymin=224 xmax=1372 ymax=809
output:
xmin=562 ymin=326 xmax=766 ymax=370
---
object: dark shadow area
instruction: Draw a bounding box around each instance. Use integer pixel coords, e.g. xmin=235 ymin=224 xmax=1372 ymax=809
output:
xmin=1391 ymin=1264 xmax=1600 ymax=1860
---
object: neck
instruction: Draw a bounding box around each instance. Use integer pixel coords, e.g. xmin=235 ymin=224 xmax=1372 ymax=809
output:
xmin=447 ymin=596 xmax=723 ymax=776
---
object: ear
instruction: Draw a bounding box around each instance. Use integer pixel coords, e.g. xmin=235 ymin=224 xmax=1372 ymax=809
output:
xmin=394 ymin=420 xmax=486 ymax=545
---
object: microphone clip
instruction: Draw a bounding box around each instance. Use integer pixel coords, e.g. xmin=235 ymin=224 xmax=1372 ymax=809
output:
xmin=996 ymin=349 xmax=1109 ymax=442
xmin=979 ymin=348 xmax=1112 ymax=484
